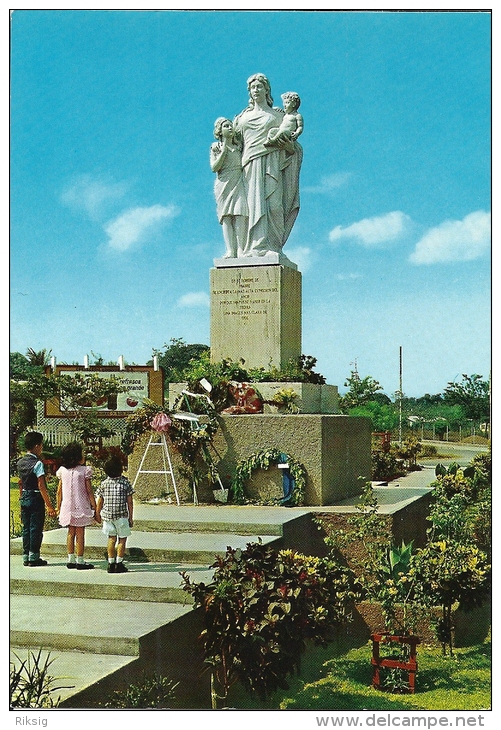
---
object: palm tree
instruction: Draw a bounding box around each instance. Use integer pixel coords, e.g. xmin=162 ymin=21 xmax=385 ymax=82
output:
xmin=25 ymin=348 xmax=52 ymax=367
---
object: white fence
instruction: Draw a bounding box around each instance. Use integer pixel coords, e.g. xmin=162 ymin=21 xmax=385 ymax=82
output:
xmin=38 ymin=429 xmax=123 ymax=447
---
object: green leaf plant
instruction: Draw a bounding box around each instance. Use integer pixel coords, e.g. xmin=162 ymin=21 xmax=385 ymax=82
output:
xmin=181 ymin=541 xmax=357 ymax=707
xmin=322 ymin=482 xmax=421 ymax=636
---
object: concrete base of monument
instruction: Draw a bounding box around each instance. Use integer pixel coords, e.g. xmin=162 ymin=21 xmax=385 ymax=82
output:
xmin=210 ymin=263 xmax=302 ymax=370
xmin=214 ymin=414 xmax=371 ymax=506
xmin=213 ymin=251 xmax=297 ymax=270
xmin=128 ymin=414 xmax=371 ymax=507
xmin=168 ymin=381 xmax=339 ymax=414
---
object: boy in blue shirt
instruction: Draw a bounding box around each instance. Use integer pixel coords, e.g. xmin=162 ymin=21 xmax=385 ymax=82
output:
xmin=17 ymin=431 xmax=57 ymax=566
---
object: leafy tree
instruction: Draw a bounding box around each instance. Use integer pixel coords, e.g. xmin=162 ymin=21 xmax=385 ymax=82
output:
xmin=443 ymin=374 xmax=490 ymax=426
xmin=10 ymin=373 xmax=59 ymax=464
xmin=11 ymin=348 xmax=54 ymax=381
xmin=339 ymin=369 xmax=384 ymax=412
xmin=9 ymin=371 xmax=127 ymax=464
xmin=10 ymin=352 xmax=36 ymax=380
xmin=151 ymin=338 xmax=209 ymax=384
xmin=404 ymin=393 xmax=444 ymax=407
xmin=405 ymin=402 xmax=465 ymax=430
xmin=348 ymin=401 xmax=399 ymax=432
xmin=26 ymin=348 xmax=52 ymax=367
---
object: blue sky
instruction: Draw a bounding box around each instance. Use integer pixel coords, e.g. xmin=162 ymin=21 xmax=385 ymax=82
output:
xmin=10 ymin=9 xmax=491 ymax=398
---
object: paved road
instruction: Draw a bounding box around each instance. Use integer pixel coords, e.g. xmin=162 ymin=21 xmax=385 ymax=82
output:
xmin=420 ymin=439 xmax=489 ymax=467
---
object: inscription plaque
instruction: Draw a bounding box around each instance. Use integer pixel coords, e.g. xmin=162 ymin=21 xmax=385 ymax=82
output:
xmin=210 ymin=264 xmax=301 ymax=370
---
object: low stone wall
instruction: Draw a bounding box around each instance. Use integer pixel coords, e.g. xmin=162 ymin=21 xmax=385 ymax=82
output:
xmin=315 ymin=494 xmax=434 ymax=554
xmin=348 ymin=601 xmax=491 ymax=647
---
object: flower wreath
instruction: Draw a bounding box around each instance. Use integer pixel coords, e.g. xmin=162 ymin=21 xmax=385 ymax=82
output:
xmin=230 ymin=448 xmax=306 ymax=506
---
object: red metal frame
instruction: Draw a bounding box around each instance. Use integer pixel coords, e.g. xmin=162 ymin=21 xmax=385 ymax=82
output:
xmin=371 ymin=633 xmax=420 ymax=694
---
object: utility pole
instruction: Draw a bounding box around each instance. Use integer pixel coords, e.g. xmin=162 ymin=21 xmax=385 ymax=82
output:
xmin=398 ymin=346 xmax=403 ymax=447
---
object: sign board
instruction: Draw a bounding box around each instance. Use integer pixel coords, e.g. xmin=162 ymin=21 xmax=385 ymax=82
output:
xmin=44 ymin=365 xmax=164 ymax=418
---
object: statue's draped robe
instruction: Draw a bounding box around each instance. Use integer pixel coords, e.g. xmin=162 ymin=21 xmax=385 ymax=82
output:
xmin=235 ymin=106 xmax=302 ymax=256
xmin=212 ymin=143 xmax=248 ymax=223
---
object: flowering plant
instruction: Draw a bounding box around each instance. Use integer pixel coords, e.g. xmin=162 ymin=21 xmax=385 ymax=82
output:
xmin=181 ymin=541 xmax=357 ymax=706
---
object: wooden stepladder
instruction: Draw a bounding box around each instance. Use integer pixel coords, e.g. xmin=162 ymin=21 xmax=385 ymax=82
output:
xmin=132 ymin=431 xmax=180 ymax=505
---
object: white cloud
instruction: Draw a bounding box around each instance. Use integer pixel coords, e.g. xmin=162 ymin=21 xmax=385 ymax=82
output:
xmin=335 ymin=272 xmax=363 ymax=281
xmin=304 ymin=172 xmax=352 ymax=194
xmin=286 ymin=246 xmax=312 ymax=272
xmin=104 ymin=204 xmax=179 ymax=251
xmin=177 ymin=291 xmax=210 ymax=308
xmin=61 ymin=175 xmax=129 ymax=218
xmin=329 ymin=211 xmax=411 ymax=247
xmin=409 ymin=210 xmax=491 ymax=265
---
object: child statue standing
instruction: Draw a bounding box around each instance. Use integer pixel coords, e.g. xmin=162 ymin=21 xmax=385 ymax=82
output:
xmin=210 ymin=117 xmax=248 ymax=258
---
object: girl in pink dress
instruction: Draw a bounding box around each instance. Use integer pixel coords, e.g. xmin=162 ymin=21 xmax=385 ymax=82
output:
xmin=56 ymin=442 xmax=97 ymax=570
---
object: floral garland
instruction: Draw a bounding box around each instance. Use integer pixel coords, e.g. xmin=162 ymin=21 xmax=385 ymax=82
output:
xmin=231 ymin=448 xmax=306 ymax=507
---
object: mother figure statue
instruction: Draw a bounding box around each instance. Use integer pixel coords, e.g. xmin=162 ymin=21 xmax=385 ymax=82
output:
xmin=233 ymin=73 xmax=303 ymax=257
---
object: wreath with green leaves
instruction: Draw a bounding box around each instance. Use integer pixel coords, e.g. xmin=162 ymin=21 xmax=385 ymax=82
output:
xmin=230 ymin=448 xmax=306 ymax=506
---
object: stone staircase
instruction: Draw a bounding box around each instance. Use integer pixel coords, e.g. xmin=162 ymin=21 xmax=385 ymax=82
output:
xmin=10 ymin=503 xmax=317 ymax=708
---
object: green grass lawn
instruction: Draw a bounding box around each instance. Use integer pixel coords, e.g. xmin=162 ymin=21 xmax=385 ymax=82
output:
xmin=278 ymin=639 xmax=491 ymax=711
xmin=227 ymin=634 xmax=490 ymax=711
xmin=10 ymin=478 xmax=22 ymax=536
xmin=10 ymin=476 xmax=59 ymax=537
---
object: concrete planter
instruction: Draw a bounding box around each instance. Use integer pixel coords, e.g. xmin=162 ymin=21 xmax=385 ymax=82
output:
xmin=258 ymin=382 xmax=339 ymax=414
xmin=168 ymin=381 xmax=339 ymax=414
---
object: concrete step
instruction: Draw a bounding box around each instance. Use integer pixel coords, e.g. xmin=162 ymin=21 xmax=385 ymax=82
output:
xmin=132 ymin=502 xmax=310 ymax=536
xmin=10 ymin=525 xmax=281 ymax=564
xmin=10 ymin=592 xmax=209 ymax=708
xmin=10 ymin=647 xmax=139 ymax=707
xmin=9 ymin=556 xmax=213 ymax=604
xmin=9 ymin=504 xmax=320 ymax=708
xmin=10 ymin=593 xmax=193 ymax=656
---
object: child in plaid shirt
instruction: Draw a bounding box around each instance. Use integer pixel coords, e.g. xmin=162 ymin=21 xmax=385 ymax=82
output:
xmin=95 ymin=456 xmax=134 ymax=574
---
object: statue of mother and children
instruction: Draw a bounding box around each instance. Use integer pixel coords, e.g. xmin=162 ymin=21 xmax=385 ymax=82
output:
xmin=210 ymin=73 xmax=303 ymax=260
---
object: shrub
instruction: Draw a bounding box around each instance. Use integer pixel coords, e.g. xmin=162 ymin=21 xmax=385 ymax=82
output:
xmin=394 ymin=435 xmax=422 ymax=470
xmin=413 ymin=540 xmax=491 ymax=655
xmin=413 ymin=452 xmax=491 ymax=654
xmin=371 ymin=443 xmax=403 ymax=481
xmin=322 ymin=484 xmax=424 ymax=635
xmin=103 ymin=673 xmax=178 ymax=708
xmin=10 ymin=650 xmax=73 ymax=708
xmin=181 ymin=541 xmax=357 ymax=705
xmin=420 ymin=444 xmax=438 ymax=457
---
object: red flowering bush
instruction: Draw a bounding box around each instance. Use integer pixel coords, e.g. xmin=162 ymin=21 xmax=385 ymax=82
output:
xmin=181 ymin=541 xmax=358 ymax=705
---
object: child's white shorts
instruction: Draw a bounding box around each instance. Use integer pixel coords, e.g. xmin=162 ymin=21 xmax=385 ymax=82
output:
xmin=101 ymin=517 xmax=131 ymax=538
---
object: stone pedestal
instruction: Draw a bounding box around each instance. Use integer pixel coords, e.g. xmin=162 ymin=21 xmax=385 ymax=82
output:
xmin=213 ymin=414 xmax=371 ymax=506
xmin=210 ymin=263 xmax=301 ymax=370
